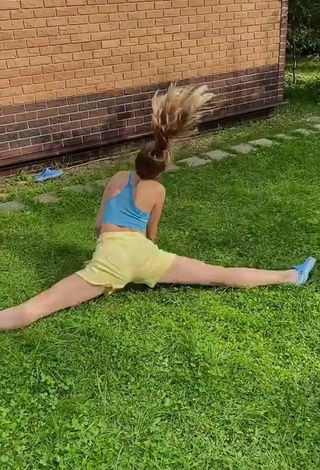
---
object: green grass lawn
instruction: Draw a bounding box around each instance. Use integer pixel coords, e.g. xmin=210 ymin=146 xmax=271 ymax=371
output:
xmin=1 ymin=60 xmax=320 ymax=469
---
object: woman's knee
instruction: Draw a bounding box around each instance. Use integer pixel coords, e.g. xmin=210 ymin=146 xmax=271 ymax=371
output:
xmin=8 ymin=304 xmax=36 ymax=329
xmin=24 ymin=289 xmax=52 ymax=322
xmin=160 ymin=256 xmax=222 ymax=285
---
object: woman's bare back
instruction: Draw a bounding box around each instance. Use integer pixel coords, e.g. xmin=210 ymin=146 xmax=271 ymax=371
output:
xmin=108 ymin=171 xmax=163 ymax=212
xmin=101 ymin=171 xmax=166 ymax=235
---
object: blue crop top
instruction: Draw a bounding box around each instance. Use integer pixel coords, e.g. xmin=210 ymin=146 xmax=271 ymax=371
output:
xmin=102 ymin=172 xmax=150 ymax=231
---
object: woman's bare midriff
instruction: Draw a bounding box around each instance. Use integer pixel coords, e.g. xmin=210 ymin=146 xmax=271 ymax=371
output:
xmin=100 ymin=223 xmax=145 ymax=235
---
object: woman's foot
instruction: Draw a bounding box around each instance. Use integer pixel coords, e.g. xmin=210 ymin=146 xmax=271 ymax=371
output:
xmin=290 ymin=257 xmax=316 ymax=285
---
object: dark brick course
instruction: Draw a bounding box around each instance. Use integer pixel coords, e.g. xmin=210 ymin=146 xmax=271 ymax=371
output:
xmin=1 ymin=64 xmax=284 ymax=172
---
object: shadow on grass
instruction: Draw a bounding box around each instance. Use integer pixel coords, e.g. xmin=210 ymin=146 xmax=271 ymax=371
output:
xmin=285 ymin=58 xmax=320 ymax=104
xmin=6 ymin=232 xmax=220 ymax=298
xmin=6 ymin=234 xmax=93 ymax=289
xmin=286 ymin=77 xmax=320 ymax=104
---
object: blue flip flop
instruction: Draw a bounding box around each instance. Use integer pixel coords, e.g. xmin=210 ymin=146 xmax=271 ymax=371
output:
xmin=292 ymin=257 xmax=316 ymax=285
xmin=35 ymin=167 xmax=63 ymax=182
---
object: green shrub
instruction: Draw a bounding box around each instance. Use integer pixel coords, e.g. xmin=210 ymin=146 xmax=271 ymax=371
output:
xmin=288 ymin=0 xmax=320 ymax=56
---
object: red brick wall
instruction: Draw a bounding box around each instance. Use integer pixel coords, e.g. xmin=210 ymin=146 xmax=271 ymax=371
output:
xmin=0 ymin=0 xmax=288 ymax=171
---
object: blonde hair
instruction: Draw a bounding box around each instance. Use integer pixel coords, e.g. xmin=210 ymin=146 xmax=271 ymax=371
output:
xmin=135 ymin=84 xmax=214 ymax=179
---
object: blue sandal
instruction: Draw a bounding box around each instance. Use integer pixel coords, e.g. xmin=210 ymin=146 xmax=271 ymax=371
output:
xmin=35 ymin=167 xmax=63 ymax=182
xmin=292 ymin=257 xmax=316 ymax=285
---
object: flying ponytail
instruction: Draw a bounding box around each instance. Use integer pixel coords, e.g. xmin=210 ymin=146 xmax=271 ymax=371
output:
xmin=135 ymin=84 xmax=214 ymax=179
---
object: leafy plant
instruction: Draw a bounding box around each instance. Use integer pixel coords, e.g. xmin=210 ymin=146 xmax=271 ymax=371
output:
xmin=288 ymin=0 xmax=320 ymax=82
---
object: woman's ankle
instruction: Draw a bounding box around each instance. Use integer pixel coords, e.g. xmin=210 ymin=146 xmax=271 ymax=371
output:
xmin=284 ymin=269 xmax=298 ymax=285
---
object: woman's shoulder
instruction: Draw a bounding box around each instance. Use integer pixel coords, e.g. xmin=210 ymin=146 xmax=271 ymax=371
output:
xmin=114 ymin=170 xmax=130 ymax=178
xmin=110 ymin=171 xmax=165 ymax=194
xmin=109 ymin=170 xmax=129 ymax=183
xmin=141 ymin=181 xmax=166 ymax=206
xmin=141 ymin=178 xmax=165 ymax=193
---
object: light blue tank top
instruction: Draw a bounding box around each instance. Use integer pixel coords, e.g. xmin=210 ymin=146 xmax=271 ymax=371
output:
xmin=102 ymin=172 xmax=150 ymax=231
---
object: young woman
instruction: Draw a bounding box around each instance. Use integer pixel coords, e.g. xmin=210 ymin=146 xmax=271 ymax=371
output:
xmin=0 ymin=85 xmax=316 ymax=330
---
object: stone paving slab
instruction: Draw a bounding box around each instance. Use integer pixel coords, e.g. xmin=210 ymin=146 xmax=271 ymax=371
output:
xmin=95 ymin=178 xmax=110 ymax=187
xmin=229 ymin=143 xmax=256 ymax=155
xmin=176 ymin=157 xmax=210 ymax=167
xmin=205 ymin=149 xmax=231 ymax=160
xmin=33 ymin=193 xmax=61 ymax=204
xmin=83 ymin=182 xmax=96 ymax=192
xmin=0 ymin=201 xmax=25 ymax=212
xmin=166 ymin=164 xmax=180 ymax=172
xmin=291 ymin=128 xmax=314 ymax=136
xmin=248 ymin=138 xmax=276 ymax=147
xmin=66 ymin=184 xmax=86 ymax=193
xmin=306 ymin=116 xmax=320 ymax=123
xmin=274 ymin=133 xmax=293 ymax=140
xmin=312 ymin=124 xmax=320 ymax=131
xmin=67 ymin=181 xmax=110 ymax=192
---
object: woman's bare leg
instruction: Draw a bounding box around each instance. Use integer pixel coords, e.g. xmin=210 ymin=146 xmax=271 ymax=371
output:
xmin=0 ymin=274 xmax=105 ymax=330
xmin=159 ymin=256 xmax=298 ymax=288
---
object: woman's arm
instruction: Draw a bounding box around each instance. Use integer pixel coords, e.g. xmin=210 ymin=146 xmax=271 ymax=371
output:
xmin=146 ymin=185 xmax=166 ymax=242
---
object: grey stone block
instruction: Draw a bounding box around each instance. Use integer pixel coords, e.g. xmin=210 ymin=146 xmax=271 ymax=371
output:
xmin=274 ymin=134 xmax=293 ymax=140
xmin=0 ymin=201 xmax=25 ymax=212
xmin=206 ymin=149 xmax=231 ymax=160
xmin=67 ymin=183 xmax=97 ymax=193
xmin=177 ymin=157 xmax=210 ymax=167
xmin=248 ymin=138 xmax=276 ymax=147
xmin=306 ymin=116 xmax=320 ymax=123
xmin=95 ymin=178 xmax=110 ymax=187
xmin=67 ymin=185 xmax=86 ymax=193
xmin=33 ymin=193 xmax=60 ymax=204
xmin=291 ymin=128 xmax=314 ymax=136
xmin=83 ymin=182 xmax=96 ymax=192
xmin=166 ymin=164 xmax=180 ymax=172
xmin=229 ymin=143 xmax=256 ymax=154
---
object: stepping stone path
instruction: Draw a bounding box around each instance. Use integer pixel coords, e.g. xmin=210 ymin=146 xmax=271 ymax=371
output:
xmin=2 ymin=114 xmax=320 ymax=214
xmin=274 ymin=133 xmax=293 ymax=140
xmin=205 ymin=149 xmax=231 ymax=160
xmin=33 ymin=193 xmax=61 ymax=204
xmin=248 ymin=138 xmax=276 ymax=148
xmin=177 ymin=157 xmax=210 ymax=167
xmin=0 ymin=201 xmax=25 ymax=212
xmin=230 ymin=143 xmax=256 ymax=155
xmin=292 ymin=128 xmax=314 ymax=136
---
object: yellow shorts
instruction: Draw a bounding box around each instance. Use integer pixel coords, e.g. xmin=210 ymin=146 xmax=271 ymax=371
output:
xmin=77 ymin=232 xmax=176 ymax=291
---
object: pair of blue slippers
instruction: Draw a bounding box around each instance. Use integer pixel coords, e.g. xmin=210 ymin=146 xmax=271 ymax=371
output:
xmin=35 ymin=167 xmax=63 ymax=182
